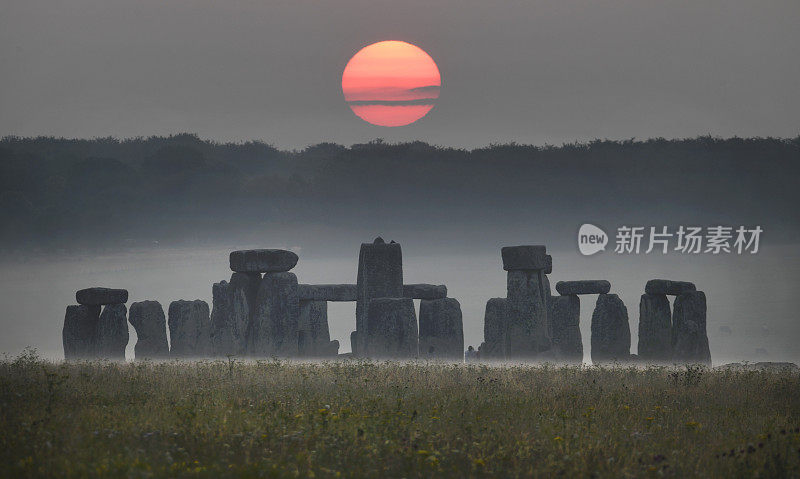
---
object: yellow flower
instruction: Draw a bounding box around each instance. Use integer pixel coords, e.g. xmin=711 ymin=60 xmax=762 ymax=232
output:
xmin=645 ymin=417 xmax=655 ymax=421
xmin=553 ymin=436 xmax=564 ymax=442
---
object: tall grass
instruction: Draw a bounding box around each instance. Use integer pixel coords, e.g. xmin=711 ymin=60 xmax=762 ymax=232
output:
xmin=2 ymin=350 xmax=798 ymax=478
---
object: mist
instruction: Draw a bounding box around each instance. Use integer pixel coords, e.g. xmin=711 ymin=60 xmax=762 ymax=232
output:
xmin=2 ymin=236 xmax=797 ymax=365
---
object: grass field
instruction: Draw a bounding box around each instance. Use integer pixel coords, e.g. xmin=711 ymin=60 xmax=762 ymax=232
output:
xmin=2 ymin=351 xmax=799 ymax=478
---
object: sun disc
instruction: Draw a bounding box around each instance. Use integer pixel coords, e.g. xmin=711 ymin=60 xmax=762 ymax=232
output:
xmin=342 ymin=41 xmax=441 ymax=127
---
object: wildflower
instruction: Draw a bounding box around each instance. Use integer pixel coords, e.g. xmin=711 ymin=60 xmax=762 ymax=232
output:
xmin=553 ymin=436 xmax=564 ymax=442
xmin=685 ymin=421 xmax=700 ymax=429
xmin=645 ymin=417 xmax=655 ymax=422
xmin=473 ymin=459 xmax=486 ymax=467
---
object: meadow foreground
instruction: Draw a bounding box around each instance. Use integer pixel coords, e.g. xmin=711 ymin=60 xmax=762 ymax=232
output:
xmin=1 ymin=354 xmax=798 ymax=478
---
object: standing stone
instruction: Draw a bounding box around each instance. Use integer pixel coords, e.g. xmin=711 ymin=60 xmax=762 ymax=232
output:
xmin=543 ymin=273 xmax=553 ymax=339
xmin=210 ymin=281 xmax=232 ymax=356
xmin=229 ymin=249 xmax=298 ymax=273
xmin=672 ymin=291 xmax=711 ymax=365
xmin=63 ymin=305 xmax=100 ymax=360
xmin=506 ymin=269 xmax=551 ymax=357
xmin=482 ymin=298 xmax=509 ymax=359
xmin=637 ymin=294 xmax=672 ymax=362
xmin=418 ymin=298 xmax=464 ymax=360
xmin=95 ymin=304 xmax=128 ymax=360
xmin=298 ymin=300 xmax=333 ymax=357
xmin=211 ymin=272 xmax=259 ymax=357
xmin=364 ymin=297 xmax=418 ymax=359
xmin=249 ymin=272 xmax=299 ymax=357
xmin=355 ymin=238 xmax=403 ymax=355
xmin=590 ymin=294 xmax=631 ymax=364
xmin=350 ymin=331 xmax=359 ymax=356
xmin=168 ymin=300 xmax=212 ymax=358
xmin=129 ymin=301 xmax=169 ymax=360
xmin=549 ymin=295 xmax=583 ymax=363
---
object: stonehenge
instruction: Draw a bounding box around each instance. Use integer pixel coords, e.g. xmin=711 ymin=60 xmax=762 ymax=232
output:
xmin=355 ymin=237 xmax=404 ymax=355
xmin=76 ymin=287 xmax=128 ymax=306
xmin=298 ymin=300 xmax=339 ymax=357
xmin=95 ymin=304 xmax=129 ymax=360
xmin=364 ymin=298 xmax=418 ymax=358
xmin=403 ymin=284 xmax=447 ymax=300
xmin=672 ymin=291 xmax=711 ymax=365
xmin=229 ymin=249 xmax=298 ymax=273
xmin=590 ymin=294 xmax=632 ymax=363
xmin=298 ymin=284 xmax=357 ymax=302
xmin=482 ymin=298 xmax=509 ymax=359
xmin=60 ymin=241 xmax=710 ymax=366
xmin=128 ymin=301 xmax=169 ymax=359
xmin=63 ymin=305 xmax=101 ymax=360
xmin=249 ymin=272 xmax=299 ymax=357
xmin=645 ymin=279 xmax=696 ymax=296
xmin=637 ymin=294 xmax=672 ymax=361
xmin=168 ymin=300 xmax=212 ymax=358
xmin=63 ymin=287 xmax=129 ymax=361
xmin=418 ymin=298 xmax=463 ymax=359
xmin=549 ymin=295 xmax=582 ymax=362
xmin=483 ymin=246 xmax=551 ymax=360
xmin=555 ymin=280 xmax=611 ymax=296
xmin=637 ymin=280 xmax=711 ymax=365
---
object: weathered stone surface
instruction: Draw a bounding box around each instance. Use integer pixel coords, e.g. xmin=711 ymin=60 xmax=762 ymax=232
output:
xmin=168 ymin=300 xmax=212 ymax=358
xmin=544 ymin=255 xmax=553 ymax=275
xmin=350 ymin=331 xmax=359 ymax=356
xmin=63 ymin=304 xmax=100 ymax=360
xmin=418 ymin=298 xmax=464 ymax=360
xmin=249 ymin=272 xmax=299 ymax=357
xmin=322 ymin=340 xmax=340 ymax=357
xmin=96 ymin=304 xmax=129 ymax=360
xmin=637 ymin=294 xmax=672 ymax=362
xmin=355 ymin=238 xmax=403 ymax=355
xmin=506 ymin=269 xmax=551 ymax=357
xmin=76 ymin=287 xmax=128 ymax=306
xmin=229 ymin=249 xmax=298 ymax=273
xmin=129 ymin=301 xmax=169 ymax=359
xmin=298 ymin=300 xmax=333 ymax=357
xmin=501 ymin=245 xmax=548 ymax=271
xmin=230 ymin=272 xmax=261 ymax=316
xmin=482 ymin=298 xmax=508 ymax=359
xmin=298 ymin=284 xmax=357 ymax=302
xmin=210 ymin=272 xmax=258 ymax=357
xmin=556 ymin=280 xmax=611 ymax=296
xmin=543 ymin=274 xmax=553 ymax=340
xmin=403 ymin=284 xmax=447 ymax=300
xmin=364 ymin=297 xmax=418 ymax=359
xmin=590 ymin=294 xmax=631 ymax=364
xmin=645 ymin=279 xmax=697 ymax=296
xmin=549 ymin=295 xmax=582 ymax=363
xmin=672 ymin=291 xmax=711 ymax=365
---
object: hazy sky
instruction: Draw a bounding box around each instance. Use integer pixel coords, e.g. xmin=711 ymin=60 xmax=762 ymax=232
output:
xmin=1 ymin=0 xmax=798 ymax=149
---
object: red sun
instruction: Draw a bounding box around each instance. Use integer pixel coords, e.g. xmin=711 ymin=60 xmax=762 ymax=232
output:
xmin=342 ymin=41 xmax=441 ymax=127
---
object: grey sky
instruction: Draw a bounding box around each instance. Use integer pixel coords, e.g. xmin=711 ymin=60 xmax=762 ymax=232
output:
xmin=1 ymin=0 xmax=798 ymax=149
